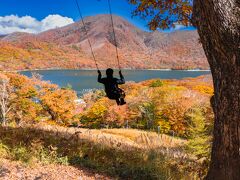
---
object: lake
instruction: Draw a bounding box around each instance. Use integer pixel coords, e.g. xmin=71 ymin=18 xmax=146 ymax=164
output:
xmin=21 ymin=69 xmax=211 ymax=96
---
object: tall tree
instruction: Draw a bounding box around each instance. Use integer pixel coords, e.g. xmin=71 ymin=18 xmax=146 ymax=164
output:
xmin=129 ymin=0 xmax=240 ymax=179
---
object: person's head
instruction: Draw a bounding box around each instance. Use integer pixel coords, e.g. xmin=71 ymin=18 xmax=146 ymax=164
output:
xmin=106 ymin=68 xmax=113 ymax=77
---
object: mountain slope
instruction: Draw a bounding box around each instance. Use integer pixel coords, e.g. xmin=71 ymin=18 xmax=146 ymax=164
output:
xmin=0 ymin=14 xmax=208 ymax=70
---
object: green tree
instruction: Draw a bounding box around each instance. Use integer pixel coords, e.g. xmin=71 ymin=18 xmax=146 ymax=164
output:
xmin=139 ymin=101 xmax=159 ymax=129
xmin=185 ymin=107 xmax=212 ymax=177
xmin=186 ymin=108 xmax=211 ymax=159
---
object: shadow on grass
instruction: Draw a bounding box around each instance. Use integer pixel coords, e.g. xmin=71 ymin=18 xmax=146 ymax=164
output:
xmin=0 ymin=126 xmax=198 ymax=179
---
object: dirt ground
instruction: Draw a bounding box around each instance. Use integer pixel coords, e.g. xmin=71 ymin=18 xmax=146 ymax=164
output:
xmin=0 ymin=158 xmax=113 ymax=180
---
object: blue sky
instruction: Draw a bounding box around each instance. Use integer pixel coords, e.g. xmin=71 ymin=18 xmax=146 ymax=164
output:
xmin=0 ymin=0 xmax=195 ymax=35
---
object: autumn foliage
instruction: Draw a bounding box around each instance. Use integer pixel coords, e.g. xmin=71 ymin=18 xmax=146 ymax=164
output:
xmin=0 ymin=73 xmax=213 ymax=174
xmin=0 ymin=72 xmax=77 ymax=126
xmin=79 ymin=75 xmax=213 ymax=138
xmin=0 ymin=71 xmax=213 ymax=138
xmin=129 ymin=0 xmax=192 ymax=30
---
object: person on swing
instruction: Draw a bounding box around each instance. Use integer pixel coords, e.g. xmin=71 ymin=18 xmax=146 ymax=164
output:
xmin=98 ymin=68 xmax=126 ymax=105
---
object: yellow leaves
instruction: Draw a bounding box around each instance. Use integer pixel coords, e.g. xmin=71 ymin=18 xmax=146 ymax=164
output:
xmin=0 ymin=42 xmax=31 ymax=61
xmin=182 ymin=5 xmax=192 ymax=14
xmin=162 ymin=102 xmax=187 ymax=135
xmin=8 ymin=73 xmax=28 ymax=87
xmin=193 ymin=85 xmax=213 ymax=95
xmin=85 ymin=99 xmax=108 ymax=120
xmin=89 ymin=103 xmax=107 ymax=119
xmin=4 ymin=73 xmax=43 ymax=123
xmin=1 ymin=72 xmax=78 ymax=125
xmin=158 ymin=120 xmax=171 ymax=133
xmin=12 ymin=98 xmax=42 ymax=122
xmin=40 ymin=88 xmax=77 ymax=124
xmin=79 ymin=98 xmax=109 ymax=128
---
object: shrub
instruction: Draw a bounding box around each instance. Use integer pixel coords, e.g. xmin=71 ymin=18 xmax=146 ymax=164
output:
xmin=80 ymin=99 xmax=108 ymax=128
xmin=12 ymin=146 xmax=32 ymax=163
xmin=0 ymin=142 xmax=9 ymax=158
xmin=185 ymin=107 xmax=212 ymax=176
xmin=150 ymin=79 xmax=164 ymax=87
xmin=193 ymin=85 xmax=214 ymax=95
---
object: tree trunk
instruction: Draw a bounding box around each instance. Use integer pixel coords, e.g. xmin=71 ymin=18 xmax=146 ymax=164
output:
xmin=193 ymin=0 xmax=240 ymax=179
xmin=0 ymin=79 xmax=10 ymax=126
xmin=2 ymin=114 xmax=6 ymax=126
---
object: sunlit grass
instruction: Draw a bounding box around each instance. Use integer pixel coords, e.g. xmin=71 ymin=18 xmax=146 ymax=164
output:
xmin=0 ymin=125 xmax=203 ymax=179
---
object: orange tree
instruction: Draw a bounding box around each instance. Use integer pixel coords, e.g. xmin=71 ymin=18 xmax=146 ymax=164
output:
xmin=152 ymin=85 xmax=196 ymax=136
xmin=39 ymin=85 xmax=77 ymax=125
xmin=7 ymin=73 xmax=42 ymax=124
xmin=129 ymin=0 xmax=240 ymax=178
xmin=30 ymin=73 xmax=77 ymax=125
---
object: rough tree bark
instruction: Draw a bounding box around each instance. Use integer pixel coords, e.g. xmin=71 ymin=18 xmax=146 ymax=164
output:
xmin=193 ymin=0 xmax=240 ymax=179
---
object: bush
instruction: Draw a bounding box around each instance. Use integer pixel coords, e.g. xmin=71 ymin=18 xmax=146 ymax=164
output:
xmin=12 ymin=146 xmax=32 ymax=163
xmin=0 ymin=142 xmax=9 ymax=158
xmin=80 ymin=99 xmax=108 ymax=128
xmin=150 ymin=79 xmax=164 ymax=87
xmin=185 ymin=107 xmax=212 ymax=176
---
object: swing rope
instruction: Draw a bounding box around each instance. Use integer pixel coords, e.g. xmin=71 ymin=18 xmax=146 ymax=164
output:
xmin=74 ymin=0 xmax=99 ymax=70
xmin=107 ymin=0 xmax=121 ymax=70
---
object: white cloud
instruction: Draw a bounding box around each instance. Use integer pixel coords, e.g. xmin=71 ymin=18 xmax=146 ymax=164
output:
xmin=41 ymin=15 xmax=74 ymax=31
xmin=0 ymin=14 xmax=74 ymax=35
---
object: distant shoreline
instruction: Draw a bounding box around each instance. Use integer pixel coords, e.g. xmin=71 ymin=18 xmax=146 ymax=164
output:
xmin=2 ymin=68 xmax=211 ymax=73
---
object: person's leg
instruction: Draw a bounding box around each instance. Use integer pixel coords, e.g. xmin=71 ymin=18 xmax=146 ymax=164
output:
xmin=110 ymin=89 xmax=126 ymax=105
xmin=121 ymin=90 xmax=126 ymax=98
xmin=118 ymin=89 xmax=126 ymax=105
xmin=120 ymin=98 xmax=126 ymax=105
xmin=110 ymin=92 xmax=121 ymax=105
xmin=116 ymin=98 xmax=121 ymax=105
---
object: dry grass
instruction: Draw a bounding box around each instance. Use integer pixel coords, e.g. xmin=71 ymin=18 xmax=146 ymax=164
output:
xmin=36 ymin=125 xmax=191 ymax=161
xmin=37 ymin=125 xmax=185 ymax=147
xmin=101 ymin=128 xmax=185 ymax=148
xmin=0 ymin=125 xmax=201 ymax=179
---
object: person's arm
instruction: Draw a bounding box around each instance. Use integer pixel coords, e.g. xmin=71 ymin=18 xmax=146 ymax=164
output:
xmin=97 ymin=70 xmax=103 ymax=83
xmin=117 ymin=70 xmax=125 ymax=84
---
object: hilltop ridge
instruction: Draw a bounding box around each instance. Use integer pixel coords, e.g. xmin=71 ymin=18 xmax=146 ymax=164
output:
xmin=0 ymin=14 xmax=208 ymax=70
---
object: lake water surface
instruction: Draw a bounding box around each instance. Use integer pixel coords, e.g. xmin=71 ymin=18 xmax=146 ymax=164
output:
xmin=21 ymin=69 xmax=211 ymax=96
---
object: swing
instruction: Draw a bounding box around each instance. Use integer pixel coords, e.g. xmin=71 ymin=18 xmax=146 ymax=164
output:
xmin=74 ymin=0 xmax=126 ymax=105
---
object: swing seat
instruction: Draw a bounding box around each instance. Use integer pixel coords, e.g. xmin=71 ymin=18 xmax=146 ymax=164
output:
xmin=107 ymin=88 xmax=125 ymax=100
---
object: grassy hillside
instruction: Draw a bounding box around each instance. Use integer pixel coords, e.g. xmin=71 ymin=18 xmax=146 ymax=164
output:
xmin=0 ymin=125 xmax=204 ymax=179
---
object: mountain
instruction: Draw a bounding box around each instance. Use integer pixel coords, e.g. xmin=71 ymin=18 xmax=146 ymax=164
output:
xmin=0 ymin=14 xmax=208 ymax=71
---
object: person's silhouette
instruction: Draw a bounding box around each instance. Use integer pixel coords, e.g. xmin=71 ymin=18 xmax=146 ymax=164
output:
xmin=98 ymin=68 xmax=126 ymax=105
